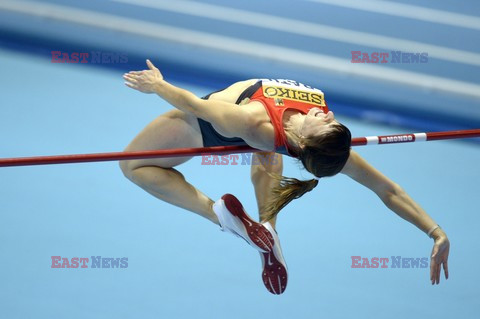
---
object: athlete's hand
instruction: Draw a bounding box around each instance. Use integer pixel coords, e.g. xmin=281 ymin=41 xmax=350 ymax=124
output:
xmin=123 ymin=59 xmax=163 ymax=93
xmin=430 ymin=231 xmax=449 ymax=285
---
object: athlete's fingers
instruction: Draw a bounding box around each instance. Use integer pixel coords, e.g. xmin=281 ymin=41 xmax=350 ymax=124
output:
xmin=124 ymin=82 xmax=136 ymax=89
xmin=123 ymin=74 xmax=137 ymax=83
xmin=443 ymin=260 xmax=449 ymax=279
xmin=146 ymin=59 xmax=158 ymax=71
xmin=436 ymin=263 xmax=441 ymax=284
xmin=430 ymin=259 xmax=436 ymax=284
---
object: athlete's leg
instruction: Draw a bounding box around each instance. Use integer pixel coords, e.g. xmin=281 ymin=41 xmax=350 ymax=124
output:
xmin=250 ymin=152 xmax=288 ymax=294
xmin=251 ymin=152 xmax=283 ymax=227
xmin=120 ymin=109 xmax=218 ymax=224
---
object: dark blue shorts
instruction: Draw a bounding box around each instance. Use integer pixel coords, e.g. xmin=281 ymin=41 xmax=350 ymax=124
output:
xmin=197 ymin=82 xmax=261 ymax=148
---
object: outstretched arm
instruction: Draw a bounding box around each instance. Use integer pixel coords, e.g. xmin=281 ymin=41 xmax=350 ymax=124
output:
xmin=123 ymin=60 xmax=260 ymax=146
xmin=251 ymin=152 xmax=283 ymax=227
xmin=341 ymin=150 xmax=450 ymax=285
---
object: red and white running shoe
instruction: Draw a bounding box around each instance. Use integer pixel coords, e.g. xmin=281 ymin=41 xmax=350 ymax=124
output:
xmin=213 ymin=194 xmax=273 ymax=253
xmin=259 ymin=222 xmax=288 ymax=295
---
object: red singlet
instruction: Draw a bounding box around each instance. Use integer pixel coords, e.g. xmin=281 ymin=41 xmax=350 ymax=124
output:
xmin=250 ymin=79 xmax=329 ymax=157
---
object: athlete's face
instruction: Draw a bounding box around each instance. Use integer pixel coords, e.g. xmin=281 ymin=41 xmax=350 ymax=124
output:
xmin=298 ymin=108 xmax=336 ymax=138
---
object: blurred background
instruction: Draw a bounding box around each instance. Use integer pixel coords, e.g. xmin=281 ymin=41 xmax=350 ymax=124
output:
xmin=0 ymin=1 xmax=479 ymax=318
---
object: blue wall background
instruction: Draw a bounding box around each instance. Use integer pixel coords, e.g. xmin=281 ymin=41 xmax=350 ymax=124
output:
xmin=1 ymin=0 xmax=479 ymax=132
xmin=0 ymin=1 xmax=479 ymax=318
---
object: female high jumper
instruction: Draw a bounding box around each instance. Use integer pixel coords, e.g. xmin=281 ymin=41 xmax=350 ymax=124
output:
xmin=121 ymin=60 xmax=450 ymax=295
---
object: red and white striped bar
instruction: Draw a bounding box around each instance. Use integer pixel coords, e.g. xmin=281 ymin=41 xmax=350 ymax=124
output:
xmin=353 ymin=132 xmax=427 ymax=146
xmin=0 ymin=129 xmax=478 ymax=167
xmin=351 ymin=129 xmax=480 ymax=146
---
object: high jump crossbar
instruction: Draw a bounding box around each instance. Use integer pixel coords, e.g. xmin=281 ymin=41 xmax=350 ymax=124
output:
xmin=0 ymin=129 xmax=478 ymax=167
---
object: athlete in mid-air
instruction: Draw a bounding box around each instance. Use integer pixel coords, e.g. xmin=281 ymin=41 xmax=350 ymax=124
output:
xmin=120 ymin=60 xmax=450 ymax=294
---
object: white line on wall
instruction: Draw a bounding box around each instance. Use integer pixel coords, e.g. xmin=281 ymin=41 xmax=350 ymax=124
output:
xmin=112 ymin=0 xmax=480 ymax=67
xmin=307 ymin=0 xmax=480 ymax=31
xmin=1 ymin=0 xmax=480 ymax=99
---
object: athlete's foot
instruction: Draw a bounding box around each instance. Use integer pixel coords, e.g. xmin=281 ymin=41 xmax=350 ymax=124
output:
xmin=213 ymin=194 xmax=274 ymax=253
xmin=259 ymin=222 xmax=288 ymax=295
